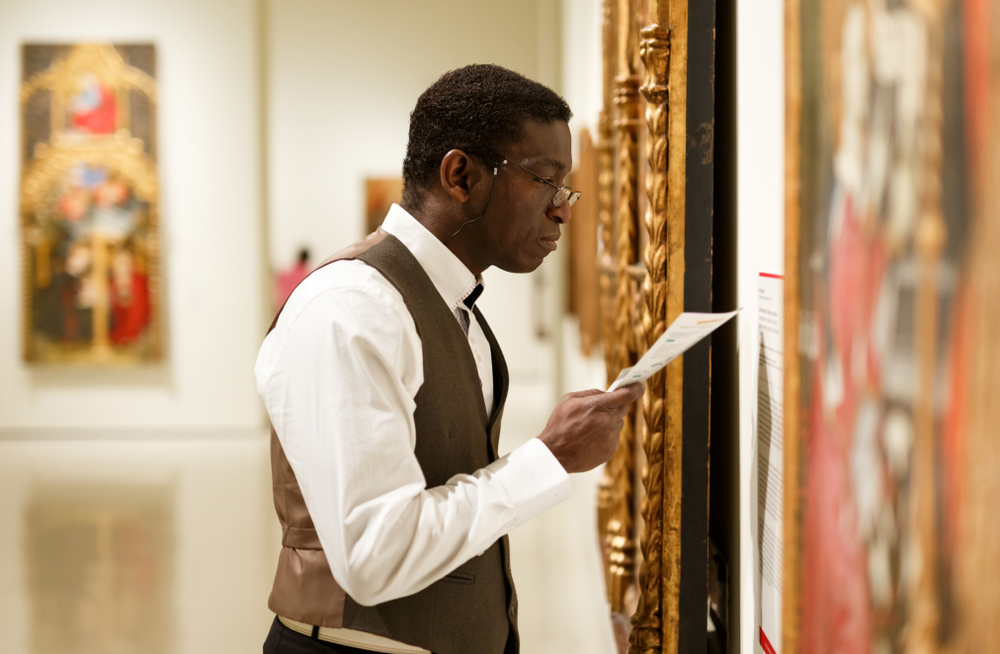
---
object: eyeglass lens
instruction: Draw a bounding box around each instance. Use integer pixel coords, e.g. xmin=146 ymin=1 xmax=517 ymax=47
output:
xmin=553 ymin=187 xmax=581 ymax=207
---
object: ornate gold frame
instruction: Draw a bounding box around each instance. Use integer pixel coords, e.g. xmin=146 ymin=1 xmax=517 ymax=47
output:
xmin=595 ymin=0 xmax=694 ymax=652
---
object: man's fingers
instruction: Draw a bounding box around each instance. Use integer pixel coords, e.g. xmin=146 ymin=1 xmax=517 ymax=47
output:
xmin=609 ymin=403 xmax=631 ymax=422
xmin=570 ymin=388 xmax=606 ymax=399
xmin=599 ymin=383 xmax=644 ymax=408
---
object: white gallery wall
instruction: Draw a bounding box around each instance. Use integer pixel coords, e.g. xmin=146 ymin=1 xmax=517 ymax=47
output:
xmin=737 ymin=0 xmax=786 ymax=652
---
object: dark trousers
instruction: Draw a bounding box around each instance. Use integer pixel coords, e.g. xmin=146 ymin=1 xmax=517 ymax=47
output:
xmin=263 ymin=617 xmax=427 ymax=654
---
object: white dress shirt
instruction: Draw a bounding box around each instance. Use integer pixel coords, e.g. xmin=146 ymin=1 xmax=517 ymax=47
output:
xmin=256 ymin=205 xmax=571 ymax=616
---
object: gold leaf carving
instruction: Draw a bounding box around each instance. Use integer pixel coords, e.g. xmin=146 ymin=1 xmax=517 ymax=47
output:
xmin=629 ymin=23 xmax=670 ymax=654
xmin=597 ymin=0 xmax=620 ymax=574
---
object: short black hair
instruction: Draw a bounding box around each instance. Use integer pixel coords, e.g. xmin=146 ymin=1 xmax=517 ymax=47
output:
xmin=401 ymin=64 xmax=572 ymax=209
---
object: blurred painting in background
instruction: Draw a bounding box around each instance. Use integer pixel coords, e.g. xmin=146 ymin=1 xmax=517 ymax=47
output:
xmin=786 ymin=0 xmax=1000 ymax=652
xmin=25 ymin=484 xmax=174 ymax=654
xmin=364 ymin=177 xmax=402 ymax=234
xmin=20 ymin=44 xmax=162 ymax=364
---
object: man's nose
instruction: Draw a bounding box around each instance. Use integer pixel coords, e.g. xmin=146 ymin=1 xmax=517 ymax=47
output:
xmin=548 ymin=201 xmax=572 ymax=224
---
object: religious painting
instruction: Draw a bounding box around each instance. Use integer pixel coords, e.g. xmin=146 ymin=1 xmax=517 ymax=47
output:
xmin=364 ymin=177 xmax=403 ymax=234
xmin=20 ymin=44 xmax=162 ymax=364
xmin=24 ymin=484 xmax=174 ymax=654
xmin=784 ymin=0 xmax=1000 ymax=652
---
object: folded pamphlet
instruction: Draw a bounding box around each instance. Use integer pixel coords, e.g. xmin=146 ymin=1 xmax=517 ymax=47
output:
xmin=607 ymin=309 xmax=742 ymax=391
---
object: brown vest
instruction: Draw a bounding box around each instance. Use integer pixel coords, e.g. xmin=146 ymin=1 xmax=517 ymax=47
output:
xmin=266 ymin=231 xmax=517 ymax=654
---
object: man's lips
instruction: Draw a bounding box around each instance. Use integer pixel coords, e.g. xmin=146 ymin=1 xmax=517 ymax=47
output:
xmin=541 ymin=234 xmax=560 ymax=251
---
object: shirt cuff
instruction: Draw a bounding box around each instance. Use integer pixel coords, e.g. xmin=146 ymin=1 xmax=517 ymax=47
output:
xmin=488 ymin=438 xmax=572 ymax=530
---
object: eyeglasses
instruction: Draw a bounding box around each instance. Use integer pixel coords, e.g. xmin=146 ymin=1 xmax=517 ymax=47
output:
xmin=487 ymin=151 xmax=582 ymax=208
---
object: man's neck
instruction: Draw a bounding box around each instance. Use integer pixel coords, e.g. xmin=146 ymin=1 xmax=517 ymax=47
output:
xmin=403 ymin=199 xmax=487 ymax=277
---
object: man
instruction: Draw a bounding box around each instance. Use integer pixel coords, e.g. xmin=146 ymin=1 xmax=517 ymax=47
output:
xmin=256 ymin=64 xmax=643 ymax=654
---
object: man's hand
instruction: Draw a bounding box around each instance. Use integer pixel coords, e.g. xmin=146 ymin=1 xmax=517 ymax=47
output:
xmin=537 ymin=384 xmax=645 ymax=474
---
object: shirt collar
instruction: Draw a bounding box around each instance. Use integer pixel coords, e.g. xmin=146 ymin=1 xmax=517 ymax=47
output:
xmin=380 ymin=204 xmax=484 ymax=312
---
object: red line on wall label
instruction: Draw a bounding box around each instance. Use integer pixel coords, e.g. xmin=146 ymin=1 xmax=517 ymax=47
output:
xmin=760 ymin=627 xmax=777 ymax=654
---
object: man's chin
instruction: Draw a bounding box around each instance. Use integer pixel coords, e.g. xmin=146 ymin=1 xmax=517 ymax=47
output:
xmin=499 ymin=257 xmax=546 ymax=274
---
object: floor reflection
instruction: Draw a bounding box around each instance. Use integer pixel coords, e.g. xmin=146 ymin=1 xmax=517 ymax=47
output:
xmin=26 ymin=483 xmax=173 ymax=654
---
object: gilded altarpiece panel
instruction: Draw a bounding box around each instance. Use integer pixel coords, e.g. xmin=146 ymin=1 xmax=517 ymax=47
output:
xmin=784 ymin=0 xmax=1000 ymax=651
xmin=20 ymin=44 xmax=162 ymax=364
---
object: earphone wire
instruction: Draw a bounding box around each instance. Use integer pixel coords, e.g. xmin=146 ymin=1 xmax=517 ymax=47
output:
xmin=445 ymin=165 xmax=498 ymax=245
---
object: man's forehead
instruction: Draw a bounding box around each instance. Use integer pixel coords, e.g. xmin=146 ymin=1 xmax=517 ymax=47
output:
xmin=511 ymin=152 xmax=571 ymax=176
xmin=507 ymin=120 xmax=573 ymax=171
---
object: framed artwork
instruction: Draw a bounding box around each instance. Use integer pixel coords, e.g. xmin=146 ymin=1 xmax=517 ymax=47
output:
xmin=364 ymin=177 xmax=403 ymax=235
xmin=20 ymin=43 xmax=162 ymax=364
xmin=784 ymin=0 xmax=1000 ymax=651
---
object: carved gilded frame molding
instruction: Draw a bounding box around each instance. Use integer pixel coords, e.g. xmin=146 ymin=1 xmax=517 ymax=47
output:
xmin=596 ymin=0 xmax=718 ymax=652
xmin=629 ymin=1 xmax=690 ymax=652
xmin=598 ymin=0 xmax=715 ymax=654
xmin=597 ymin=0 xmax=635 ymax=626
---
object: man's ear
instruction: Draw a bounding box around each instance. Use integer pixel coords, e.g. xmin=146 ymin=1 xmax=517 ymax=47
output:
xmin=439 ymin=149 xmax=485 ymax=204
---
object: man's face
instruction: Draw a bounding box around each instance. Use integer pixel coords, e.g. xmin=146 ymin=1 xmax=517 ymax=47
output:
xmin=475 ymin=119 xmax=573 ymax=274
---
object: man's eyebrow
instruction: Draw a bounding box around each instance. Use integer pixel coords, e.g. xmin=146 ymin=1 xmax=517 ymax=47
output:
xmin=533 ymin=157 xmax=569 ymax=174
